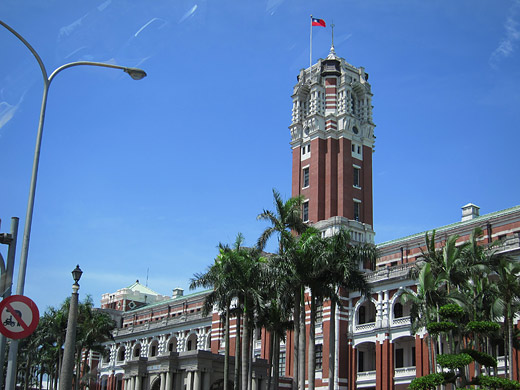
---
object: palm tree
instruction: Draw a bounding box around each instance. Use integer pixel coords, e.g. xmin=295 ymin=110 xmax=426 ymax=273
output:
xmin=402 ymin=262 xmax=446 ymax=373
xmin=490 ymin=256 xmax=520 ymax=380
xmin=322 ymin=229 xmax=372 ymax=390
xmin=191 ymin=234 xmax=265 ymax=390
xmin=77 ymin=306 xmax=115 ymax=390
xmin=257 ymin=188 xmax=307 ymax=390
xmin=190 ymin=237 xmax=242 ymax=390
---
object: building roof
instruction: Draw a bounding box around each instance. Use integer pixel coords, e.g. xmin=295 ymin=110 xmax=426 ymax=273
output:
xmin=377 ymin=204 xmax=520 ymax=248
xmin=125 ymin=280 xmax=163 ymax=296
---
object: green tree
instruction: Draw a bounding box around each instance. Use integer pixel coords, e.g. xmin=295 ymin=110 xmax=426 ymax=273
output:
xmin=321 ymin=229 xmax=372 ymax=390
xmin=257 ymin=189 xmax=306 ymax=390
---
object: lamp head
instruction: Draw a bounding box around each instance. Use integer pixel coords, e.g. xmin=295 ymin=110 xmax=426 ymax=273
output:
xmin=72 ymin=265 xmax=83 ymax=284
xmin=124 ymin=67 xmax=147 ymax=80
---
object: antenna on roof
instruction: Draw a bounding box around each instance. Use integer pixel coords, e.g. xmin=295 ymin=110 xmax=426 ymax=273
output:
xmin=146 ymin=268 xmax=149 ymax=287
xmin=331 ymin=21 xmax=335 ymax=48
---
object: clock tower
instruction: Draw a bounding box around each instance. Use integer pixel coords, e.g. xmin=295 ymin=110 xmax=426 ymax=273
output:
xmin=290 ymin=46 xmax=375 ymax=243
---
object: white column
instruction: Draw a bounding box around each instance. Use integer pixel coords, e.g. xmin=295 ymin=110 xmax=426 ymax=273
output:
xmin=251 ymin=378 xmax=258 ymax=390
xmin=135 ymin=376 xmax=142 ymax=390
xmin=193 ymin=371 xmax=200 ymax=390
xmin=160 ymin=373 xmax=166 ymax=390
xmin=186 ymin=372 xmax=193 ymax=390
xmin=166 ymin=372 xmax=173 ymax=390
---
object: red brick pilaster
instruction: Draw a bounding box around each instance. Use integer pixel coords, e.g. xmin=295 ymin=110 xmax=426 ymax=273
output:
xmin=348 ymin=342 xmax=357 ymax=390
xmin=375 ymin=340 xmax=382 ymax=390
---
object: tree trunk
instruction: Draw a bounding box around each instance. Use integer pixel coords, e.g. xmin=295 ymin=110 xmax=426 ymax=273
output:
xmin=426 ymin=334 xmax=433 ymax=374
xmin=24 ymin=354 xmax=31 ymax=390
xmin=248 ymin=326 xmax=253 ymax=390
xmin=82 ymin=348 xmax=90 ymax=390
xmin=235 ymin=312 xmax=241 ymax=390
xmin=307 ymin=294 xmax=316 ymax=390
xmin=273 ymin=333 xmax=280 ymax=390
xmin=267 ymin=331 xmax=274 ymax=390
xmin=508 ymin=308 xmax=514 ymax=381
xmin=224 ymin=305 xmax=230 ymax=390
xmin=293 ymin=290 xmax=300 ymax=390
xmin=241 ymin=310 xmax=249 ymax=390
xmin=298 ymin=289 xmax=306 ymax=390
xmin=76 ymin=346 xmax=82 ymax=390
xmin=328 ymin=300 xmax=335 ymax=390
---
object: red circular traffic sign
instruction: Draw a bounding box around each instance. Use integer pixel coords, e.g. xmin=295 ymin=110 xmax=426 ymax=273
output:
xmin=0 ymin=295 xmax=39 ymax=339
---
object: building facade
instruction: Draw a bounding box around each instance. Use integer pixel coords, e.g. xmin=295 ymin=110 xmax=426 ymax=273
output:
xmin=93 ymin=47 xmax=520 ymax=390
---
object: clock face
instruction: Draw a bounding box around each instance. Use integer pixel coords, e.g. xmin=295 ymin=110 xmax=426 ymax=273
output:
xmin=352 ymin=126 xmax=359 ymax=135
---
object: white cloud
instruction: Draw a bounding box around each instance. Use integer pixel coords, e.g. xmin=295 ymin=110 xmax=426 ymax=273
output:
xmin=0 ymin=101 xmax=19 ymax=131
xmin=490 ymin=1 xmax=520 ymax=68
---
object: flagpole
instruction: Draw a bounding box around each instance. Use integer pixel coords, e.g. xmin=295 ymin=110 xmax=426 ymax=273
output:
xmin=310 ymin=14 xmax=313 ymax=69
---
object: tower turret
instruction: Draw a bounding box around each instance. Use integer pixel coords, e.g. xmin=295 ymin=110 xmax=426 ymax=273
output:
xmin=290 ymin=47 xmax=375 ymax=243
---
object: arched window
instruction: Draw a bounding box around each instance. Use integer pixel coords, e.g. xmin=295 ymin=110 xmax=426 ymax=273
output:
xmin=149 ymin=340 xmax=159 ymax=357
xmin=394 ymin=302 xmax=403 ymax=318
xmin=117 ymin=347 xmax=125 ymax=362
xmin=359 ymin=306 xmax=366 ymax=324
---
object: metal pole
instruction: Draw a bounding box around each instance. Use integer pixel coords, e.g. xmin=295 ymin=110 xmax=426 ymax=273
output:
xmin=0 ymin=20 xmax=146 ymax=390
xmin=60 ymin=281 xmax=80 ymax=390
xmin=0 ymin=217 xmax=19 ymax=389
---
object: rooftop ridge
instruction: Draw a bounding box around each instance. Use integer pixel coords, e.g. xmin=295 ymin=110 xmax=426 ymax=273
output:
xmin=377 ymin=204 xmax=520 ymax=248
xmin=125 ymin=289 xmax=212 ymax=312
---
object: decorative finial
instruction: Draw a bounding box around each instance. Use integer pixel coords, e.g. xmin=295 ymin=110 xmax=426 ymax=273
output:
xmin=331 ymin=22 xmax=335 ymax=48
xmin=327 ymin=22 xmax=337 ymax=59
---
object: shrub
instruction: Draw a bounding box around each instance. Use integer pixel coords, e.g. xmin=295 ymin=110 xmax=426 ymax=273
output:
xmin=426 ymin=321 xmax=457 ymax=334
xmin=409 ymin=373 xmax=445 ymax=390
xmin=474 ymin=375 xmax=520 ymax=390
xmin=438 ymin=304 xmax=464 ymax=320
xmin=461 ymin=348 xmax=497 ymax=367
xmin=466 ymin=321 xmax=500 ymax=334
xmin=436 ymin=353 xmax=473 ymax=369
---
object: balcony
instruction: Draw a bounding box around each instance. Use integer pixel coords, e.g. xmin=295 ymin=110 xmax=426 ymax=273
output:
xmin=355 ymin=322 xmax=376 ymax=333
xmin=394 ymin=366 xmax=416 ymax=385
xmin=366 ymin=263 xmax=414 ymax=284
xmin=356 ymin=370 xmax=376 ymax=388
xmin=391 ymin=316 xmax=411 ymax=327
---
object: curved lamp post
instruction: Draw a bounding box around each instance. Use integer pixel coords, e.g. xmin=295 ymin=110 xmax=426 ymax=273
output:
xmin=0 ymin=20 xmax=146 ymax=390
xmin=59 ymin=265 xmax=83 ymax=390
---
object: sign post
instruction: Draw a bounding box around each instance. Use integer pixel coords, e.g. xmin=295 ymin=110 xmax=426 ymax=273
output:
xmin=0 ymin=295 xmax=39 ymax=339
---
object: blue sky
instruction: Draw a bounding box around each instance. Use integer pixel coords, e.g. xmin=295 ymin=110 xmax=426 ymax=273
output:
xmin=1 ymin=0 xmax=519 ymax=311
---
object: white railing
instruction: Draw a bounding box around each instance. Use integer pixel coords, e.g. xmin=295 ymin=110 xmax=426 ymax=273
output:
xmin=357 ymin=370 xmax=376 ymax=382
xmin=355 ymin=322 xmax=376 ymax=332
xmin=394 ymin=366 xmax=416 ymax=378
xmin=366 ymin=263 xmax=414 ymax=283
xmin=391 ymin=316 xmax=411 ymax=326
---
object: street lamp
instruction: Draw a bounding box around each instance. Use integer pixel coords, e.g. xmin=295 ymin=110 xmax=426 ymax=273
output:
xmin=60 ymin=265 xmax=83 ymax=390
xmin=0 ymin=20 xmax=146 ymax=390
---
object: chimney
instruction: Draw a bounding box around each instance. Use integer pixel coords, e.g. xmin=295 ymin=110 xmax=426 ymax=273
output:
xmin=172 ymin=287 xmax=184 ymax=298
xmin=461 ymin=203 xmax=480 ymax=222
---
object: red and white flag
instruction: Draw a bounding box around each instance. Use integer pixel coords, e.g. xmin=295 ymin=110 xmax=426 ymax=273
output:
xmin=311 ymin=18 xmax=326 ymax=27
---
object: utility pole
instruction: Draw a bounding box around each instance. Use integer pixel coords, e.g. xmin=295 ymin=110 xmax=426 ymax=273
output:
xmin=0 ymin=217 xmax=20 ymax=389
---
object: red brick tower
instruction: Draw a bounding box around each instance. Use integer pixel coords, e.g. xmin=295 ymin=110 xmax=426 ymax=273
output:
xmin=290 ymin=46 xmax=375 ymax=243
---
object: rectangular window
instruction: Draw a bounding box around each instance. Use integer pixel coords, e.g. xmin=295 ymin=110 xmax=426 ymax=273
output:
xmin=279 ymin=351 xmax=286 ymax=375
xmin=395 ymin=348 xmax=404 ymax=368
xmin=315 ymin=344 xmax=323 ymax=371
xmin=358 ymin=351 xmax=364 ymax=372
xmin=353 ymin=201 xmax=360 ymax=221
xmin=303 ymin=202 xmax=309 ymax=222
xmin=353 ymin=167 xmax=360 ymax=187
xmin=303 ymin=167 xmax=310 ymax=188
